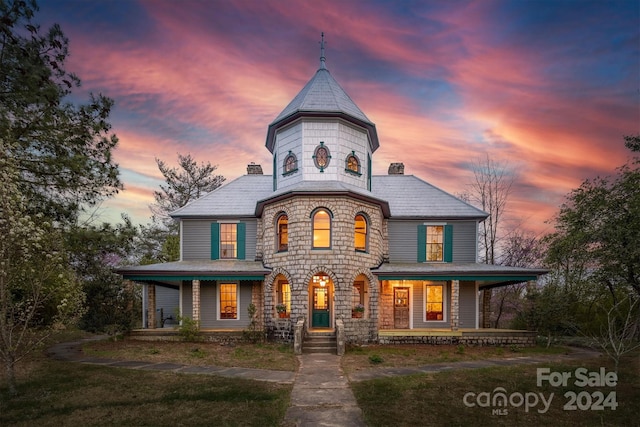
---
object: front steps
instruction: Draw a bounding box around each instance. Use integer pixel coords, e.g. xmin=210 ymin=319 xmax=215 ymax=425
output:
xmin=303 ymin=330 xmax=337 ymax=354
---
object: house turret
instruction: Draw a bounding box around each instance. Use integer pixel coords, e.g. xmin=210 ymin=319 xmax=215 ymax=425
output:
xmin=265 ymin=33 xmax=378 ymax=192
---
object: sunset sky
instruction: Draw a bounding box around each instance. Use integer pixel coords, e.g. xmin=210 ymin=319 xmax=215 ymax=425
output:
xmin=37 ymin=0 xmax=639 ymax=236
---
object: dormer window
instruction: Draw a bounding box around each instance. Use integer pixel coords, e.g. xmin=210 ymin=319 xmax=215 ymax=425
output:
xmin=345 ymin=151 xmax=361 ymax=175
xmin=283 ymin=151 xmax=298 ymax=176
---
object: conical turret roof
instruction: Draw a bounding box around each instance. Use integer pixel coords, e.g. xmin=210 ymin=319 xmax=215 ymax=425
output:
xmin=266 ymin=37 xmax=379 ymax=153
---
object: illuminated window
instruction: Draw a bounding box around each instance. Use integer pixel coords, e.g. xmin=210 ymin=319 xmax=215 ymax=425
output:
xmin=220 ymin=224 xmax=237 ymax=259
xmin=277 ymin=214 xmax=288 ymax=252
xmin=312 ymin=209 xmax=331 ymax=248
xmin=313 ymin=142 xmax=331 ymax=171
xmin=354 ymin=214 xmax=367 ymax=252
xmin=426 ymin=225 xmax=443 ymax=261
xmin=219 ymin=283 xmax=237 ymax=319
xmin=283 ymin=152 xmax=298 ymax=175
xmin=345 ymin=152 xmax=361 ymax=175
xmin=277 ymin=281 xmax=291 ymax=314
xmin=425 ymin=283 xmax=444 ymax=321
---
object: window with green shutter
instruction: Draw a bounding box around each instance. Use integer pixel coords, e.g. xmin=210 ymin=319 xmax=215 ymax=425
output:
xmin=418 ymin=224 xmax=453 ymax=263
xmin=211 ymin=222 xmax=246 ymax=260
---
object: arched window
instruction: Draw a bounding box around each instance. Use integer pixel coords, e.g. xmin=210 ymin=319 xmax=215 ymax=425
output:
xmin=355 ymin=214 xmax=367 ymax=252
xmin=277 ymin=214 xmax=288 ymax=252
xmin=312 ymin=209 xmax=331 ymax=248
xmin=345 ymin=151 xmax=361 ymax=175
xmin=283 ymin=151 xmax=298 ymax=175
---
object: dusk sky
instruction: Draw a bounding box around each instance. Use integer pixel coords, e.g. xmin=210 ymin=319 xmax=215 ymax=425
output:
xmin=37 ymin=0 xmax=639 ymax=236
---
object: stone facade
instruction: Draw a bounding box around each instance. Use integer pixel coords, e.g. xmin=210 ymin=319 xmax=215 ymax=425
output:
xmin=260 ymin=195 xmax=384 ymax=341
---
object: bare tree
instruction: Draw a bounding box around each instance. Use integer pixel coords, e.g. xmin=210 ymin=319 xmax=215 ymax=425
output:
xmin=467 ymin=154 xmax=515 ymax=265
xmin=464 ymin=154 xmax=515 ymax=327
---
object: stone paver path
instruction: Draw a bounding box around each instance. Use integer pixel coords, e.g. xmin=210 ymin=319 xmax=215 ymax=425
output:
xmin=282 ymin=354 xmax=365 ymax=427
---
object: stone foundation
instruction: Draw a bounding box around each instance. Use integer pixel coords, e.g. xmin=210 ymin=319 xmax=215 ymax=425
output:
xmin=378 ymin=331 xmax=536 ymax=347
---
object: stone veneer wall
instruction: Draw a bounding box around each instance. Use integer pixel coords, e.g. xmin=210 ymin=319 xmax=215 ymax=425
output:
xmin=259 ymin=195 xmax=385 ymax=342
xmin=378 ymin=332 xmax=536 ymax=347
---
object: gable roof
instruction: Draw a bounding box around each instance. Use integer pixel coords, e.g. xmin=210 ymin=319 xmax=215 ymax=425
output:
xmin=170 ymin=174 xmax=487 ymax=220
xmin=265 ymin=67 xmax=379 ymax=153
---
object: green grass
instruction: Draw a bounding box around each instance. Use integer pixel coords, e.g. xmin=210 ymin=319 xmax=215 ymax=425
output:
xmin=351 ymin=352 xmax=639 ymax=426
xmin=0 ymin=359 xmax=292 ymax=426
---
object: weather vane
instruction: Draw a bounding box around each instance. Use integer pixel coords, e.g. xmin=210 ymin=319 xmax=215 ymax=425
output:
xmin=320 ymin=32 xmax=326 ymax=69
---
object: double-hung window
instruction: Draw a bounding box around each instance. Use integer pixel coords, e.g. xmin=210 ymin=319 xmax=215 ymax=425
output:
xmin=417 ymin=224 xmax=453 ymax=262
xmin=211 ymin=222 xmax=246 ymax=260
xmin=425 ymin=282 xmax=445 ymax=321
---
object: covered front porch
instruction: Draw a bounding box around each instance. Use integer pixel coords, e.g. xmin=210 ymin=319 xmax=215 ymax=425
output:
xmin=118 ymin=260 xmax=270 ymax=330
xmin=371 ymin=262 xmax=547 ymax=346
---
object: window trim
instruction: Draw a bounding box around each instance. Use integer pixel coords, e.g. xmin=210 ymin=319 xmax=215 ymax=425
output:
xmin=217 ymin=282 xmax=239 ymax=320
xmin=311 ymin=207 xmax=332 ymax=249
xmin=424 ymin=281 xmax=447 ymax=323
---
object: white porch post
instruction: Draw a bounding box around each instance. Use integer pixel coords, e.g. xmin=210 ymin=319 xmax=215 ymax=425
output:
xmin=450 ymin=280 xmax=459 ymax=331
xmin=192 ymin=279 xmax=201 ymax=324
xmin=148 ymin=284 xmax=156 ymax=329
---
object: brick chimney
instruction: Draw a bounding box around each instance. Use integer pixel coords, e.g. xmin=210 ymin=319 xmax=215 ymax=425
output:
xmin=388 ymin=162 xmax=404 ymax=175
xmin=247 ymin=163 xmax=263 ymax=175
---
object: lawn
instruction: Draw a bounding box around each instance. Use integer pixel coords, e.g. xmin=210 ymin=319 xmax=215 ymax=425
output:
xmin=0 ymin=333 xmax=293 ymax=426
xmin=350 ymin=351 xmax=639 ymax=426
xmin=83 ymin=339 xmax=298 ymax=371
xmin=2 ymin=334 xmax=637 ymax=426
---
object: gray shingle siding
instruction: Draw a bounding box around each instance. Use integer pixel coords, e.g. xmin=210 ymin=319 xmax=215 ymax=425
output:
xmin=388 ymin=220 xmax=478 ymax=263
xmin=182 ymin=220 xmax=211 ymax=260
xmin=459 ymin=281 xmax=477 ymax=328
xmin=452 ymin=221 xmax=478 ymax=263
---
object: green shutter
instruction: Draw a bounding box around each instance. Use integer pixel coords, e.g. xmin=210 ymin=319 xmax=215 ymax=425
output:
xmin=237 ymin=222 xmax=246 ymax=260
xmin=417 ymin=225 xmax=426 ymax=262
xmin=211 ymin=223 xmax=220 ymax=260
xmin=273 ymin=154 xmax=277 ymax=191
xmin=367 ymin=154 xmax=372 ymax=191
xmin=444 ymin=224 xmax=453 ymax=262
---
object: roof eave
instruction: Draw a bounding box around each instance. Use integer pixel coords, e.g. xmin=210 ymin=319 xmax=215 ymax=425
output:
xmin=255 ymin=189 xmax=390 ymax=217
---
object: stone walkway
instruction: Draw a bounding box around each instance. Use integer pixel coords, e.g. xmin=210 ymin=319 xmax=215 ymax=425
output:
xmin=47 ymin=338 xmax=601 ymax=427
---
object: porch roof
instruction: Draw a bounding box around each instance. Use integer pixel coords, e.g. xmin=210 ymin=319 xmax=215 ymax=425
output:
xmin=117 ymin=260 xmax=271 ymax=283
xmin=371 ymin=262 xmax=548 ymax=289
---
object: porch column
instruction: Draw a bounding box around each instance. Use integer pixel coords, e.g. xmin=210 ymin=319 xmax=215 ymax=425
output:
xmin=482 ymin=289 xmax=492 ymax=328
xmin=450 ymin=280 xmax=459 ymax=331
xmin=148 ymin=284 xmax=156 ymax=329
xmin=192 ymin=279 xmax=201 ymax=324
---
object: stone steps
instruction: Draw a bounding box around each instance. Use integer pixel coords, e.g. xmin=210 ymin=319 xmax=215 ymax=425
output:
xmin=303 ymin=331 xmax=337 ymax=354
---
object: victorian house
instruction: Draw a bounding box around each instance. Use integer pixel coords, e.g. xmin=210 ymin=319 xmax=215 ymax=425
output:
xmin=119 ymin=38 xmax=546 ymax=350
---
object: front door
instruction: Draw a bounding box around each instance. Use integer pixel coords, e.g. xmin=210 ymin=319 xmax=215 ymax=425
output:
xmin=394 ymin=287 xmax=410 ymax=329
xmin=312 ymin=286 xmax=330 ymax=327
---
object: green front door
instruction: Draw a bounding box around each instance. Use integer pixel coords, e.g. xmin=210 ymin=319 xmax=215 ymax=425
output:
xmin=312 ymin=286 xmax=330 ymax=327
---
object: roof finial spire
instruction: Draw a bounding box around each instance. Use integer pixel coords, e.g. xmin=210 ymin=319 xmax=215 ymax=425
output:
xmin=319 ymin=32 xmax=326 ymax=69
